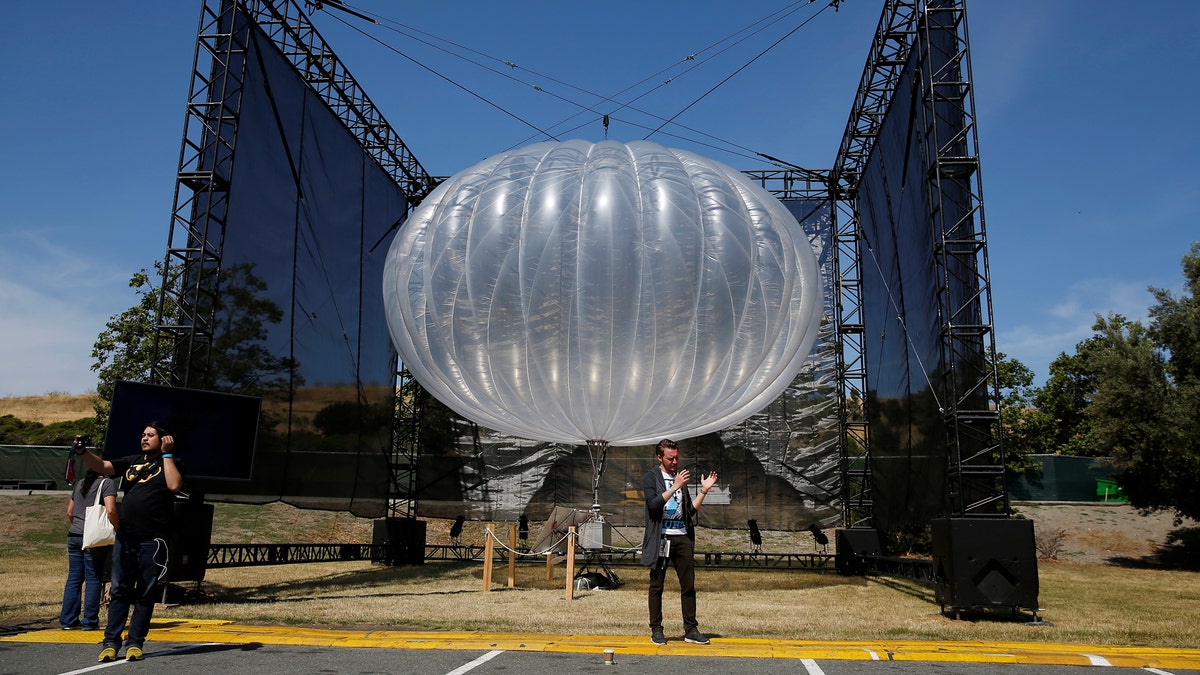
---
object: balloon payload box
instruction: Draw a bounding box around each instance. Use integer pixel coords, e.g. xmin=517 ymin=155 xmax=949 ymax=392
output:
xmin=579 ymin=520 xmax=611 ymax=551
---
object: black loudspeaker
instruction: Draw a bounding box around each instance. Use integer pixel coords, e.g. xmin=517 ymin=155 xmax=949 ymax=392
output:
xmin=835 ymin=528 xmax=883 ymax=575
xmin=373 ymin=517 xmax=427 ymax=566
xmin=931 ymin=518 xmax=1039 ymax=616
xmin=167 ymin=500 xmax=214 ymax=583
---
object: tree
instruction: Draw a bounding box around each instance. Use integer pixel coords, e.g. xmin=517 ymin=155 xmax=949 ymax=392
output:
xmin=1133 ymin=241 xmax=1200 ymax=522
xmin=89 ymin=268 xmax=161 ymax=433
xmin=1149 ymin=242 xmax=1200 ymax=384
xmin=1077 ymin=242 xmax=1200 ymax=523
xmin=1033 ymin=344 xmax=1103 ymax=457
xmin=1011 ymin=243 xmax=1200 ymax=524
xmin=0 ymin=415 xmax=94 ymax=446
xmin=206 ymin=262 xmax=300 ymax=399
xmin=90 ymin=262 xmax=300 ymax=436
xmin=993 ymin=350 xmax=1052 ymax=473
xmin=1084 ymin=314 xmax=1183 ymax=517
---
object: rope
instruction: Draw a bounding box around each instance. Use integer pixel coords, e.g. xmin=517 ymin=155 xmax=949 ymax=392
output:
xmin=483 ymin=525 xmax=640 ymax=557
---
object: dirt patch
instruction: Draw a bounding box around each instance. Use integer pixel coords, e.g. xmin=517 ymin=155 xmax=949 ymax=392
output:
xmin=1012 ymin=501 xmax=1197 ymax=565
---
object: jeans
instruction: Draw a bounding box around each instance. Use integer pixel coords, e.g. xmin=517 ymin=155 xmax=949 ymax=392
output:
xmin=104 ymin=535 xmax=168 ymax=648
xmin=59 ymin=535 xmax=105 ymax=629
xmin=648 ymin=534 xmax=697 ymax=632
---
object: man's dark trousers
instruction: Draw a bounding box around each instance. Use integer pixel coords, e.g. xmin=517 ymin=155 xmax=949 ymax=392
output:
xmin=648 ymin=533 xmax=697 ymax=632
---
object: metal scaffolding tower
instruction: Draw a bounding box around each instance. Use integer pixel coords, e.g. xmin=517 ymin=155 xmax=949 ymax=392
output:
xmin=156 ymin=0 xmax=1005 ymax=533
xmin=157 ymin=0 xmax=437 ymax=519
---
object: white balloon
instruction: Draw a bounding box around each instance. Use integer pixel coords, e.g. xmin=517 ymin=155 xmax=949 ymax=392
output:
xmin=383 ymin=140 xmax=822 ymax=445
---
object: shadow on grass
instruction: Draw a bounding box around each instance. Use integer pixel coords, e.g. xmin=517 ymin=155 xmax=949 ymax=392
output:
xmin=865 ymin=573 xmax=1047 ymax=625
xmin=864 ymin=574 xmax=936 ymax=604
xmin=191 ymin=562 xmax=869 ymax=607
xmin=935 ymin=605 xmax=1046 ymax=624
xmin=196 ymin=562 xmax=484 ymax=605
xmin=1109 ymin=525 xmax=1200 ymax=570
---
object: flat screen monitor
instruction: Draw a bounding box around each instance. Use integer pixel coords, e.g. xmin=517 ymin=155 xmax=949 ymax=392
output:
xmin=103 ymin=380 xmax=261 ymax=481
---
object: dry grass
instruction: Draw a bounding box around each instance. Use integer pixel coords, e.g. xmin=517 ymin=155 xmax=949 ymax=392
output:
xmin=4 ymin=493 xmax=1199 ymax=648
xmin=0 ymin=394 xmax=95 ymax=424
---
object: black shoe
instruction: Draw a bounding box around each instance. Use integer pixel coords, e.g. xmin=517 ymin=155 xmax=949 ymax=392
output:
xmin=650 ymin=627 xmax=666 ymax=645
xmin=683 ymin=628 xmax=710 ymax=644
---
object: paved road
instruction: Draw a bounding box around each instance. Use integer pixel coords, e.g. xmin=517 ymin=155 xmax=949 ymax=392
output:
xmin=3 ymin=620 xmax=1199 ymax=675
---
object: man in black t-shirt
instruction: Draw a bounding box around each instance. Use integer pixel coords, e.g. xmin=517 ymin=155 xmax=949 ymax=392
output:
xmin=75 ymin=422 xmax=184 ymax=662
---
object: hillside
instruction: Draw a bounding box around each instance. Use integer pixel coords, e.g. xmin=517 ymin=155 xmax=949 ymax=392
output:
xmin=0 ymin=394 xmax=95 ymax=424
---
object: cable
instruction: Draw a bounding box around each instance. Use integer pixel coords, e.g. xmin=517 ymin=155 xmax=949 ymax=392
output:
xmin=501 ymin=0 xmax=824 ymax=155
xmin=320 ymin=1 xmax=839 ymax=166
xmin=859 ymin=233 xmax=943 ymax=412
xmin=153 ymin=537 xmax=171 ymax=582
xmin=323 ymin=11 xmax=561 ymax=142
xmin=644 ymin=1 xmax=838 ymax=142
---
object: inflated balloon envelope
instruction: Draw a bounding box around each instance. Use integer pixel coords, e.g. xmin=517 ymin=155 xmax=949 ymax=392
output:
xmin=383 ymin=139 xmax=823 ymax=447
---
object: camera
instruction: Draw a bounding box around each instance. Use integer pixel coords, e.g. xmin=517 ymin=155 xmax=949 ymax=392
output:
xmin=74 ymin=435 xmax=92 ymax=449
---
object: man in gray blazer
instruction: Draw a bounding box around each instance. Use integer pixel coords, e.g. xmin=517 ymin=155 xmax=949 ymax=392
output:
xmin=640 ymin=438 xmax=718 ymax=645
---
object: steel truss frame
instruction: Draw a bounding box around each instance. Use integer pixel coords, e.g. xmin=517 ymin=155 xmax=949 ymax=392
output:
xmin=914 ymin=0 xmax=1006 ymax=517
xmin=207 ymin=542 xmax=833 ymax=570
xmin=156 ymin=0 xmax=435 ymax=519
xmin=743 ymin=170 xmax=875 ymax=530
xmin=830 ymin=0 xmax=921 ymax=528
xmin=831 ymin=0 xmax=1005 ymax=526
xmin=831 ymin=0 xmax=923 ymax=528
xmin=159 ymin=0 xmax=1004 ymax=534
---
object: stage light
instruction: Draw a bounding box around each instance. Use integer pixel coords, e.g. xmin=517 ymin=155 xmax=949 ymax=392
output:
xmin=808 ymin=523 xmax=829 ymax=553
xmin=748 ymin=518 xmax=763 ymax=552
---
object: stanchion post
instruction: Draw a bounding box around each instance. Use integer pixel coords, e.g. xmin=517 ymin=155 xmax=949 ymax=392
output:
xmin=565 ymin=526 xmax=577 ymax=600
xmin=507 ymin=522 xmax=517 ymax=588
xmin=482 ymin=524 xmax=495 ymax=592
xmin=546 ymin=552 xmax=554 ymax=581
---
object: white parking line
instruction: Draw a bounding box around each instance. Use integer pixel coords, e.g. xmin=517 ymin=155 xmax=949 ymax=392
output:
xmin=801 ymin=658 xmax=827 ymax=675
xmin=58 ymin=643 xmax=225 ymax=675
xmin=445 ymin=650 xmax=504 ymax=675
xmin=57 ymin=659 xmax=125 ymax=675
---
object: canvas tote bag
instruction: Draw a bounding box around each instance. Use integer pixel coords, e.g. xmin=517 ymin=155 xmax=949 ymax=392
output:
xmin=82 ymin=478 xmax=116 ymax=549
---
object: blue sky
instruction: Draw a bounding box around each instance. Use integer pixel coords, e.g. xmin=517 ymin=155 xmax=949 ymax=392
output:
xmin=2 ymin=1 xmax=1197 ymax=397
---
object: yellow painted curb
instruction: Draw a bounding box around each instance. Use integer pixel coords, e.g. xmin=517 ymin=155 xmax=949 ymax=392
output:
xmin=4 ymin=620 xmax=1199 ymax=670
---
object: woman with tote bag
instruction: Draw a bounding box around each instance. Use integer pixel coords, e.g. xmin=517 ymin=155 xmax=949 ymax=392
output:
xmin=59 ymin=469 xmax=118 ymax=630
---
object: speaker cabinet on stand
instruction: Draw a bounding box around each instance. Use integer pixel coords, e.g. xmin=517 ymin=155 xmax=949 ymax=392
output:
xmin=373 ymin=517 xmax=427 ymax=566
xmin=835 ymin=528 xmax=883 ymax=575
xmin=161 ymin=497 xmax=214 ymax=605
xmin=931 ymin=518 xmax=1040 ymax=621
